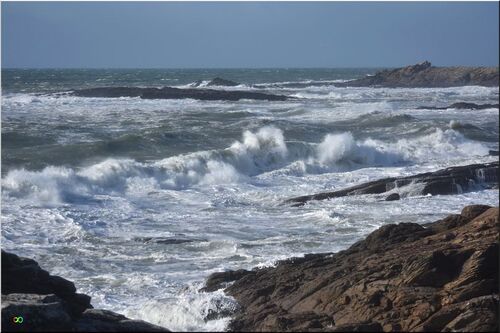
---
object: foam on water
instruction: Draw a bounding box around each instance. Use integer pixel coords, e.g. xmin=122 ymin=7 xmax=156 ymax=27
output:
xmin=2 ymin=69 xmax=499 ymax=332
xmin=3 ymin=126 xmax=491 ymax=206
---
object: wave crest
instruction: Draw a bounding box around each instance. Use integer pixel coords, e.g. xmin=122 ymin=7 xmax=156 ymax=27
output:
xmin=2 ymin=126 xmax=490 ymax=204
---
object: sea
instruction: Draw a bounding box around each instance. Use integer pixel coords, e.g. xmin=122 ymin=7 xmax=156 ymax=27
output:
xmin=1 ymin=68 xmax=499 ymax=331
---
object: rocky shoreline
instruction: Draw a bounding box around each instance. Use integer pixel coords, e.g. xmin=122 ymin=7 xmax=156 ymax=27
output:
xmin=2 ymin=204 xmax=498 ymax=332
xmin=1 ymin=250 xmax=168 ymax=332
xmin=203 ymin=205 xmax=499 ymax=332
xmin=336 ymin=61 xmax=499 ymax=88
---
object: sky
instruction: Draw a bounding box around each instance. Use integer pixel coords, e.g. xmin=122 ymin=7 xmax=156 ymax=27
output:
xmin=1 ymin=2 xmax=499 ymax=68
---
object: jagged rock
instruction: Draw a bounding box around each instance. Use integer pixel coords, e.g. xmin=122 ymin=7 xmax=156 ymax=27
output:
xmin=70 ymin=86 xmax=288 ymax=101
xmin=203 ymin=206 xmax=499 ymax=331
xmin=284 ymin=162 xmax=498 ymax=206
xmin=417 ymin=102 xmax=500 ymax=110
xmin=1 ymin=251 xmax=169 ymax=332
xmin=336 ymin=61 xmax=499 ymax=87
xmin=202 ymin=269 xmax=255 ymax=293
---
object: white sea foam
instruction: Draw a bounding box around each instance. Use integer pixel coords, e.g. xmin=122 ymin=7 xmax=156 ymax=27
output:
xmin=2 ymin=126 xmax=491 ymax=206
xmin=124 ymin=287 xmax=238 ymax=332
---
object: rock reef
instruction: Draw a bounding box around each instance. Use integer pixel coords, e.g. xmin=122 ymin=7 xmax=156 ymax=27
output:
xmin=417 ymin=102 xmax=499 ymax=110
xmin=191 ymin=77 xmax=240 ymax=87
xmin=1 ymin=250 xmax=168 ymax=332
xmin=70 ymin=86 xmax=288 ymax=101
xmin=336 ymin=61 xmax=499 ymax=87
xmin=284 ymin=161 xmax=499 ymax=206
xmin=204 ymin=205 xmax=499 ymax=332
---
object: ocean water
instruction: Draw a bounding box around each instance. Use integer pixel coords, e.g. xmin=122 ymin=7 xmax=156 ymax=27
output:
xmin=1 ymin=68 xmax=499 ymax=331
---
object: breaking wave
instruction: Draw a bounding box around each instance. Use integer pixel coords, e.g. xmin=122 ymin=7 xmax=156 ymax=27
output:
xmin=2 ymin=126 xmax=489 ymax=205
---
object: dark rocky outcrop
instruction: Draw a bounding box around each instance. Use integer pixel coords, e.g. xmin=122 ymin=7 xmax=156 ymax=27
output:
xmin=284 ymin=161 xmax=498 ymax=206
xmin=70 ymin=86 xmax=288 ymax=101
xmin=336 ymin=61 xmax=499 ymax=88
xmin=1 ymin=250 xmax=168 ymax=332
xmin=132 ymin=236 xmax=207 ymax=245
xmin=384 ymin=193 xmax=400 ymax=201
xmin=203 ymin=205 xmax=499 ymax=332
xmin=191 ymin=77 xmax=240 ymax=87
xmin=417 ymin=102 xmax=500 ymax=110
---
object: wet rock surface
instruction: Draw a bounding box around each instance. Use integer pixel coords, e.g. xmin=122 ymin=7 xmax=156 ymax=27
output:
xmin=284 ymin=161 xmax=499 ymax=206
xmin=336 ymin=61 xmax=499 ymax=87
xmin=1 ymin=250 xmax=168 ymax=332
xmin=70 ymin=86 xmax=288 ymax=101
xmin=203 ymin=205 xmax=499 ymax=332
xmin=417 ymin=102 xmax=499 ymax=110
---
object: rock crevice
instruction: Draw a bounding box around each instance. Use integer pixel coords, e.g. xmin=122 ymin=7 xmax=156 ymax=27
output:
xmin=203 ymin=205 xmax=499 ymax=332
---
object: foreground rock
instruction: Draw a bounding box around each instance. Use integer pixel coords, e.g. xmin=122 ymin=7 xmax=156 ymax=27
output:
xmin=417 ymin=102 xmax=499 ymax=110
xmin=203 ymin=205 xmax=499 ymax=331
xmin=284 ymin=161 xmax=498 ymax=206
xmin=336 ymin=61 xmax=499 ymax=88
xmin=70 ymin=86 xmax=288 ymax=101
xmin=1 ymin=250 xmax=168 ymax=332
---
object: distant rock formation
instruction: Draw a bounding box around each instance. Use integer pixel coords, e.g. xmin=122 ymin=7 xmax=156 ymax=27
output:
xmin=284 ymin=161 xmax=498 ymax=206
xmin=206 ymin=77 xmax=240 ymax=87
xmin=191 ymin=77 xmax=240 ymax=87
xmin=336 ymin=61 xmax=499 ymax=87
xmin=70 ymin=86 xmax=288 ymax=101
xmin=1 ymin=250 xmax=168 ymax=332
xmin=203 ymin=205 xmax=499 ymax=332
xmin=417 ymin=102 xmax=500 ymax=110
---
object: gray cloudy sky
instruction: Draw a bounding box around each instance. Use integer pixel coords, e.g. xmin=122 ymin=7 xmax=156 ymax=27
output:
xmin=2 ymin=1 xmax=499 ymax=68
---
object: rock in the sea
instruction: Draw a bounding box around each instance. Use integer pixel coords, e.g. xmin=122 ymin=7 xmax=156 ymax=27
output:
xmin=203 ymin=205 xmax=499 ymax=332
xmin=284 ymin=161 xmax=499 ymax=206
xmin=206 ymin=77 xmax=240 ymax=87
xmin=1 ymin=251 xmax=169 ymax=332
xmin=385 ymin=193 xmax=400 ymax=201
xmin=70 ymin=86 xmax=288 ymax=101
xmin=417 ymin=102 xmax=500 ymax=110
xmin=336 ymin=61 xmax=499 ymax=87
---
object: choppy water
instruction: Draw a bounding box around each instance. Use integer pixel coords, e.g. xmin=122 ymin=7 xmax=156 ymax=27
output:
xmin=1 ymin=69 xmax=499 ymax=331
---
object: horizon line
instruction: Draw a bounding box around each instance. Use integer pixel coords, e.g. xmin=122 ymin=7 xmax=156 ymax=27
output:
xmin=2 ymin=64 xmax=499 ymax=70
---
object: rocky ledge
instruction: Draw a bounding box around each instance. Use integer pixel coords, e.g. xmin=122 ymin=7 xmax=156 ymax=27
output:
xmin=336 ymin=61 xmax=499 ymax=88
xmin=70 ymin=86 xmax=288 ymax=101
xmin=1 ymin=250 xmax=168 ymax=332
xmin=203 ymin=205 xmax=499 ymax=332
xmin=416 ymin=102 xmax=499 ymax=110
xmin=284 ymin=161 xmax=499 ymax=206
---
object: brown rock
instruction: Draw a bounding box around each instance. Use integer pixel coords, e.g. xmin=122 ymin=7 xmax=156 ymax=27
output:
xmin=204 ymin=206 xmax=499 ymax=331
xmin=284 ymin=162 xmax=499 ymax=206
xmin=336 ymin=62 xmax=499 ymax=88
